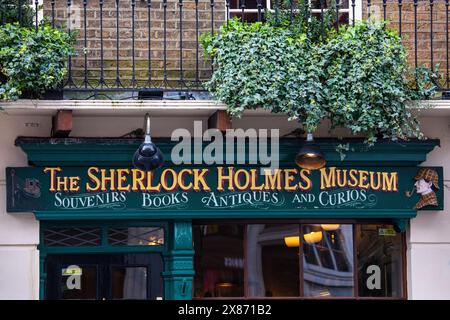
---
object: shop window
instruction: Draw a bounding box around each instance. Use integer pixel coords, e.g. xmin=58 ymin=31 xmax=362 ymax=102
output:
xmin=246 ymin=224 xmax=300 ymax=297
xmin=60 ymin=266 xmax=97 ymax=299
xmin=193 ymin=222 xmax=405 ymax=299
xmin=193 ymin=224 xmax=245 ymax=298
xmin=356 ymin=224 xmax=404 ymax=298
xmin=111 ymin=267 xmax=148 ymax=300
xmin=44 ymin=228 xmax=101 ymax=247
xmin=302 ymin=224 xmax=354 ymax=297
xmin=108 ymin=227 xmax=164 ymax=246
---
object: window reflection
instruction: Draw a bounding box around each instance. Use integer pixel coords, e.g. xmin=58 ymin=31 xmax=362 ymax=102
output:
xmin=111 ymin=267 xmax=147 ymax=300
xmin=60 ymin=265 xmax=97 ymax=300
xmin=356 ymin=224 xmax=403 ymax=297
xmin=108 ymin=227 xmax=164 ymax=246
xmin=193 ymin=225 xmax=244 ymax=298
xmin=302 ymin=224 xmax=354 ymax=297
xmin=192 ymin=222 xmax=404 ymax=299
xmin=247 ymin=224 xmax=300 ymax=297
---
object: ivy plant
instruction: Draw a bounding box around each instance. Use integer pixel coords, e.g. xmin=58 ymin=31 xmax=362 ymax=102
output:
xmin=201 ymin=19 xmax=326 ymax=133
xmin=0 ymin=0 xmax=35 ymax=28
xmin=202 ymin=14 xmax=437 ymax=146
xmin=0 ymin=23 xmax=75 ymax=101
xmin=322 ymin=21 xmax=437 ymax=144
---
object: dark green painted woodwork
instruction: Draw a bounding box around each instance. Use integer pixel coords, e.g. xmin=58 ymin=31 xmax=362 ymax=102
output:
xmin=6 ymin=165 xmax=444 ymax=218
xmin=11 ymin=138 xmax=441 ymax=300
xmin=163 ymin=221 xmax=194 ymax=300
xmin=38 ymin=219 xmax=193 ymax=300
xmin=15 ymin=137 xmax=439 ymax=167
xmin=32 ymin=209 xmax=418 ymax=220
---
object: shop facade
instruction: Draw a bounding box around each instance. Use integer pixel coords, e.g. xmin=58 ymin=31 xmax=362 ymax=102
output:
xmin=0 ymin=115 xmax=447 ymax=300
xmin=2 ymin=0 xmax=450 ymax=301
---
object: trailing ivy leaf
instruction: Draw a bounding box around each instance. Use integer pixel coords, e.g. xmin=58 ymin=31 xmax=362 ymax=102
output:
xmin=323 ymin=21 xmax=435 ymax=146
xmin=201 ymin=16 xmax=435 ymax=149
xmin=0 ymin=23 xmax=75 ymax=101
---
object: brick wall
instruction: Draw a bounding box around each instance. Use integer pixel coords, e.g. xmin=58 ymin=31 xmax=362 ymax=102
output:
xmin=43 ymin=0 xmax=225 ymax=89
xmin=41 ymin=1 xmax=449 ymax=90
xmin=362 ymin=0 xmax=449 ymax=87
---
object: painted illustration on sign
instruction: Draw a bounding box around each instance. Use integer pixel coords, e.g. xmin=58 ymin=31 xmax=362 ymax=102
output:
xmin=5 ymin=166 xmax=444 ymax=215
xmin=9 ymin=169 xmax=42 ymax=210
xmin=412 ymin=168 xmax=439 ymax=209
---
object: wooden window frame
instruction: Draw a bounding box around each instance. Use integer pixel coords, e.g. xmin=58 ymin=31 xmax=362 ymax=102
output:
xmin=228 ymin=0 xmax=363 ymax=24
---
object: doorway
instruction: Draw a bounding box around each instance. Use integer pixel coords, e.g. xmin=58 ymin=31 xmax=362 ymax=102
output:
xmin=45 ymin=253 xmax=163 ymax=300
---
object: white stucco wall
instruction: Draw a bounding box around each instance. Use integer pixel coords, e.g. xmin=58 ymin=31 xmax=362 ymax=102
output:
xmin=407 ymin=116 xmax=450 ymax=300
xmin=0 ymin=114 xmax=49 ymax=300
xmin=0 ymin=109 xmax=449 ymax=299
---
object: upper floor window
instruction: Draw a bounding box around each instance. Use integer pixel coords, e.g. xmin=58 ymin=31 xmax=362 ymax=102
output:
xmin=229 ymin=0 xmax=362 ymax=24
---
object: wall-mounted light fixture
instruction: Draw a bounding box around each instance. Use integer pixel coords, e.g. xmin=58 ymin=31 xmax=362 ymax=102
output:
xmin=295 ymin=133 xmax=326 ymax=170
xmin=132 ymin=113 xmax=164 ymax=171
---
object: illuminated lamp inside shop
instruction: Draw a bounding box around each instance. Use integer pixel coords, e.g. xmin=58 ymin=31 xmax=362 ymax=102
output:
xmin=303 ymin=231 xmax=323 ymax=244
xmin=321 ymin=224 xmax=341 ymax=231
xmin=284 ymin=236 xmax=300 ymax=248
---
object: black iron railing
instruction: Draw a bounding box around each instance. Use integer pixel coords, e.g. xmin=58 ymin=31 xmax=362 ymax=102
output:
xmin=1 ymin=0 xmax=449 ymax=99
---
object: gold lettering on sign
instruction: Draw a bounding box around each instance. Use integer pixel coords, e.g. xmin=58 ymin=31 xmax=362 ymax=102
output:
xmin=284 ymin=169 xmax=298 ymax=191
xmin=382 ymin=172 xmax=398 ymax=192
xmin=263 ymin=169 xmax=282 ymax=191
xmin=131 ymin=169 xmax=146 ymax=191
xmin=193 ymin=169 xmax=211 ymax=192
xmin=43 ymin=167 xmax=62 ymax=192
xmin=43 ymin=166 xmax=400 ymax=194
xmin=178 ymin=169 xmax=193 ymax=191
xmin=320 ymin=167 xmax=398 ymax=192
xmin=86 ymin=167 xmax=101 ymax=192
xmin=320 ymin=167 xmax=336 ymax=189
xmin=217 ymin=167 xmax=234 ymax=191
xmin=298 ymin=169 xmax=312 ymax=191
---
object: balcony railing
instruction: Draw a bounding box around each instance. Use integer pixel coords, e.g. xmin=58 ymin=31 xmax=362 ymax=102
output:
xmin=1 ymin=0 xmax=450 ymax=99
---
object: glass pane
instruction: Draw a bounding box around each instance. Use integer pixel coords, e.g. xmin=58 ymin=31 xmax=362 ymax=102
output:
xmin=44 ymin=228 xmax=101 ymax=247
xmin=302 ymin=224 xmax=354 ymax=297
xmin=193 ymin=225 xmax=245 ymax=298
xmin=60 ymin=265 xmax=97 ymax=300
xmin=310 ymin=0 xmax=350 ymax=10
xmin=231 ymin=0 xmax=267 ymax=9
xmin=230 ymin=12 xmax=266 ymax=22
xmin=108 ymin=227 xmax=164 ymax=246
xmin=111 ymin=267 xmax=148 ymax=300
xmin=356 ymin=224 xmax=404 ymax=298
xmin=246 ymin=224 xmax=300 ymax=297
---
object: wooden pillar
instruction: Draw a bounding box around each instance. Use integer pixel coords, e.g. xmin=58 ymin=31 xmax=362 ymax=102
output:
xmin=162 ymin=220 xmax=194 ymax=300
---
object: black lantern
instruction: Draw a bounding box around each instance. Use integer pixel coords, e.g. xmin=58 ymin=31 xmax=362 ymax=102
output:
xmin=295 ymin=133 xmax=326 ymax=170
xmin=132 ymin=113 xmax=164 ymax=171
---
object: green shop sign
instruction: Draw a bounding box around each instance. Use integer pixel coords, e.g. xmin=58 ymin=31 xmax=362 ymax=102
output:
xmin=6 ymin=165 xmax=444 ymax=219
